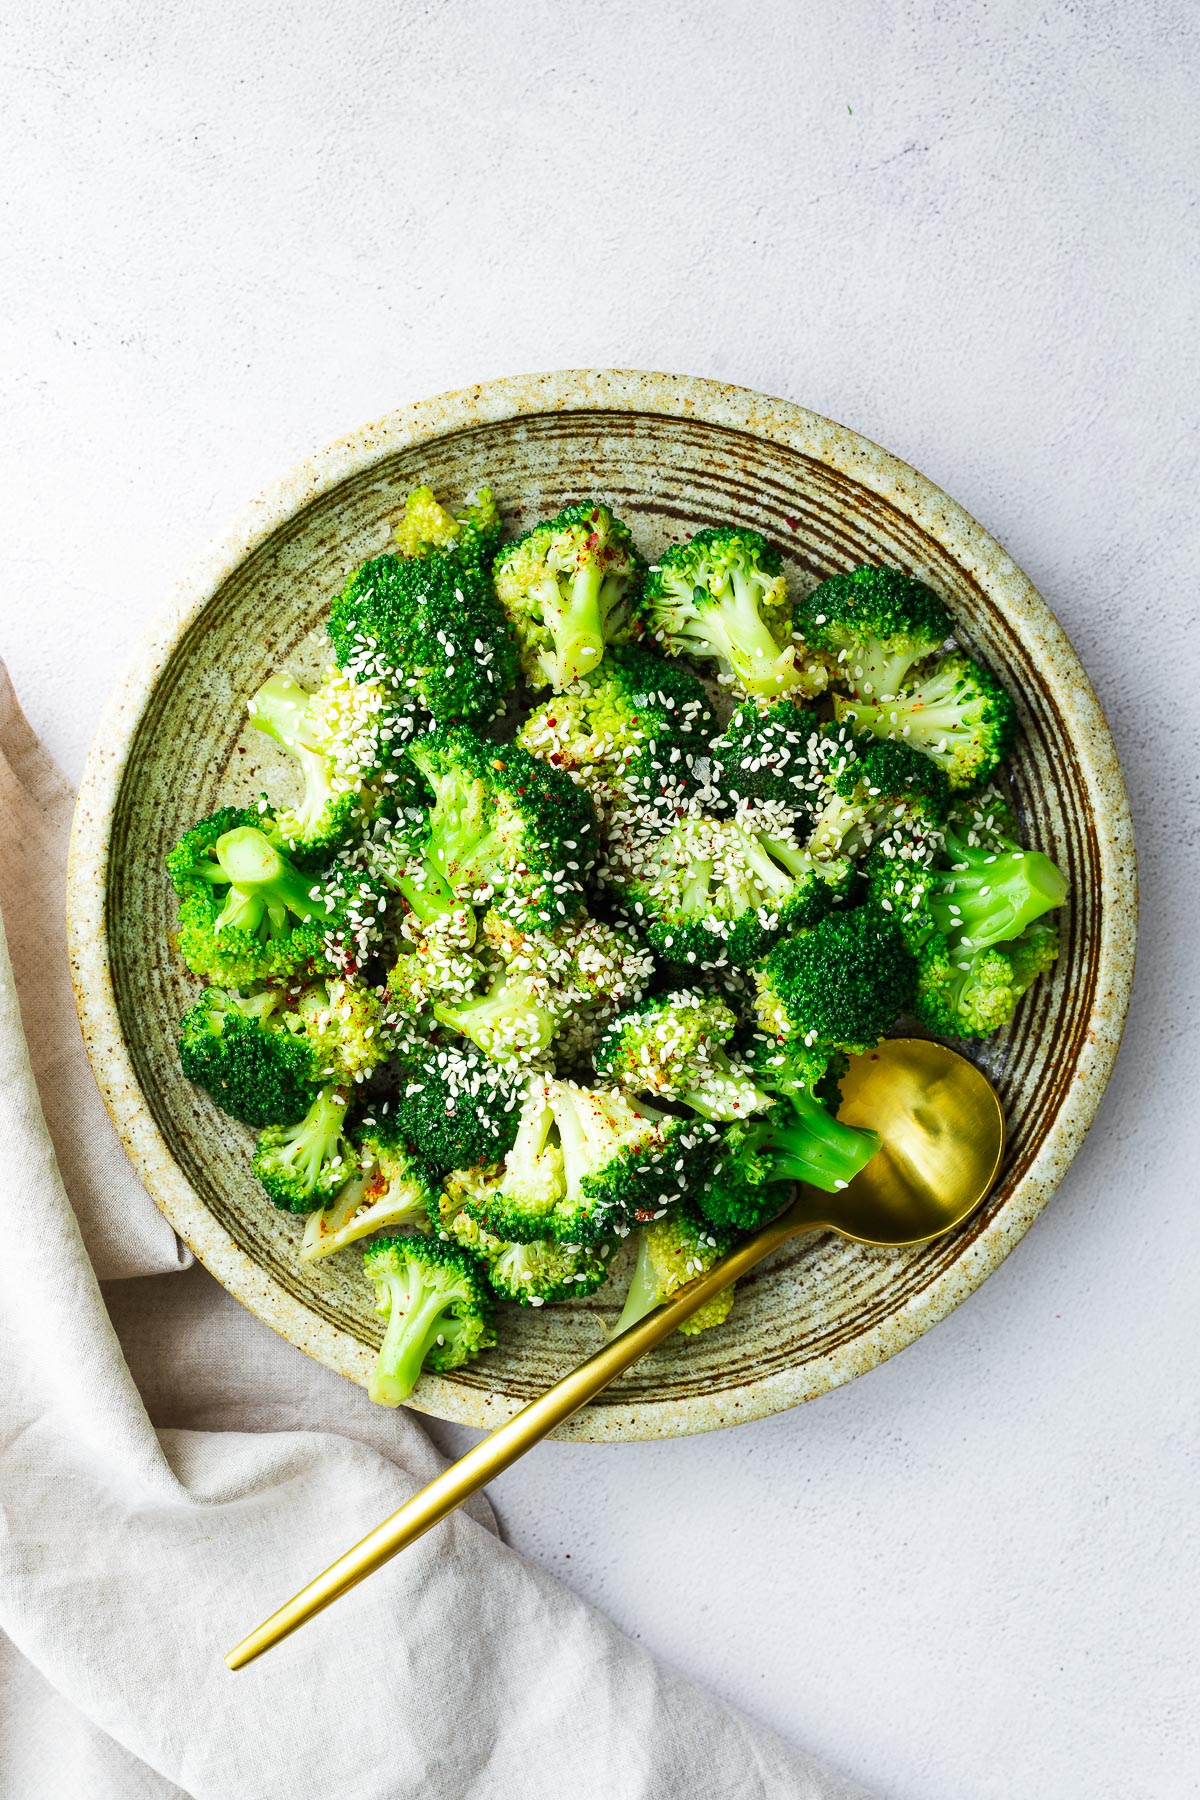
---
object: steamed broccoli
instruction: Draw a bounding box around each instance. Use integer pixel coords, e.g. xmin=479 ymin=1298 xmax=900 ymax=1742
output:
xmin=697 ymin=1043 xmax=880 ymax=1231
xmin=639 ymin=527 xmax=807 ymax=699
xmin=247 ymin=666 xmax=415 ymax=857
xmin=252 ymin=1083 xmax=354 ymax=1213
xmin=434 ymin=1180 xmax=613 ymax=1306
xmin=427 ymin=908 xmax=653 ymax=1069
xmin=390 ymin=727 xmax=598 ymax=932
xmin=914 ymin=918 xmax=1061 ymax=1039
xmin=708 ymin=698 xmax=825 ymax=818
xmin=492 ymin=501 xmax=645 ymax=689
xmin=391 ymin=1039 xmax=523 ymax=1173
xmin=921 ymin=800 xmax=1068 ymax=952
xmin=806 ymin=735 xmax=950 ymax=866
xmin=610 ymin=1206 xmax=736 ymax=1338
xmin=835 ymin=652 xmax=1017 ymax=791
xmin=392 ymin=482 xmax=503 ymax=567
xmin=609 ymin=800 xmax=852 ymax=968
xmin=595 ymin=991 xmax=772 ymax=1121
xmin=300 ymin=1117 xmax=437 ymax=1260
xmin=517 ymin=643 xmax=714 ymax=824
xmin=328 ymin=549 xmax=518 ymax=724
xmin=453 ymin=1075 xmax=718 ymax=1246
xmin=168 ymin=810 xmax=326 ymax=989
xmin=363 ymin=1234 xmax=496 ymax=1406
xmin=286 ymin=976 xmax=386 ymax=1086
xmin=177 ymin=987 xmax=316 ymax=1126
xmin=793 ymin=565 xmax=953 ymax=700
xmin=753 ymin=904 xmax=916 ymax=1052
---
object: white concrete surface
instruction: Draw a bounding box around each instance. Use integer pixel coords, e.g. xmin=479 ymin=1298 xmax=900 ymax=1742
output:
xmin=2 ymin=2 xmax=1197 ymax=1794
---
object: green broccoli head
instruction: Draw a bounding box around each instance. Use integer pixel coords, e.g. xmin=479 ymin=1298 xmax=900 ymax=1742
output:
xmin=252 ymin=1083 xmax=355 ymax=1213
xmin=793 ymin=565 xmax=953 ymax=701
xmin=428 ymin=907 xmax=653 ymax=1072
xmin=168 ymin=811 xmax=333 ymax=989
xmin=392 ymin=482 xmax=503 ymax=567
xmin=177 ymin=987 xmax=317 ymax=1127
xmin=835 ymin=651 xmax=1018 ymax=791
xmin=608 ymin=800 xmax=853 ymax=969
xmin=285 ymin=976 xmax=386 ymax=1086
xmin=452 ymin=1075 xmax=720 ymax=1247
xmin=807 ymin=734 xmax=951 ymax=866
xmin=493 ymin=501 xmax=646 ymax=690
xmin=610 ymin=1203 xmax=736 ymax=1339
xmin=328 ymin=549 xmax=518 ymax=724
xmin=517 ymin=643 xmax=715 ymax=826
xmin=753 ymin=903 xmax=917 ymax=1052
xmin=709 ymin=697 xmax=827 ymax=818
xmin=913 ymin=917 xmax=1061 ymax=1040
xmin=595 ymin=990 xmax=772 ymax=1121
xmin=396 ymin=726 xmax=598 ymax=931
xmin=434 ymin=1181 xmax=614 ymax=1306
xmin=300 ymin=1115 xmax=438 ymax=1260
xmin=391 ymin=1039 xmax=523 ymax=1172
xmin=363 ymin=1234 xmax=496 ymax=1406
xmin=247 ymin=666 xmax=417 ymax=858
xmin=640 ymin=526 xmax=806 ymax=700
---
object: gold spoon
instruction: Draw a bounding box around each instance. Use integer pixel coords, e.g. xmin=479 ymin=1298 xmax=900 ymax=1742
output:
xmin=225 ymin=1037 xmax=1004 ymax=1670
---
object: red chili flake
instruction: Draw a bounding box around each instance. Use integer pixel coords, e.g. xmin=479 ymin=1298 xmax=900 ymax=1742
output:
xmin=784 ymin=515 xmax=799 ymax=530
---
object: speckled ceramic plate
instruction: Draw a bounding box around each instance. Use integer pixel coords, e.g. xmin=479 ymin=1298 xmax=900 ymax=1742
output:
xmin=66 ymin=371 xmax=1136 ymax=1440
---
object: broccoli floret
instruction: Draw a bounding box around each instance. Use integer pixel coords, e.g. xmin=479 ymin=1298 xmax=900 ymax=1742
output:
xmin=640 ymin=527 xmax=806 ymax=700
xmin=393 ymin=726 xmax=597 ymax=931
xmin=793 ymin=565 xmax=953 ymax=701
xmin=392 ymin=483 xmax=503 ymax=567
xmin=363 ymin=1234 xmax=496 ymax=1406
xmin=177 ymin=987 xmax=316 ymax=1126
xmin=167 ymin=811 xmax=339 ymax=989
xmin=835 ymin=651 xmax=1018 ymax=791
xmin=493 ymin=501 xmax=645 ymax=689
xmin=434 ymin=1180 xmax=613 ymax=1305
xmin=252 ymin=1083 xmax=354 ymax=1213
xmin=753 ymin=904 xmax=916 ymax=1052
xmin=610 ymin=1205 xmax=736 ymax=1338
xmin=300 ymin=1117 xmax=437 ymax=1260
xmin=391 ymin=1039 xmax=522 ymax=1173
xmin=517 ymin=644 xmax=714 ymax=825
xmin=328 ymin=550 xmax=518 ymax=724
xmin=708 ymin=697 xmax=826 ymax=818
xmin=922 ymin=803 xmax=1068 ymax=953
xmin=283 ymin=975 xmax=385 ymax=1085
xmin=429 ymin=908 xmax=653 ymax=1070
xmin=595 ymin=991 xmax=772 ymax=1121
xmin=697 ymin=1043 xmax=880 ymax=1230
xmin=913 ymin=918 xmax=1061 ymax=1039
xmin=453 ymin=1075 xmax=719 ymax=1246
xmin=385 ymin=906 xmax=483 ymax=1019
xmin=807 ymin=735 xmax=950 ymax=866
xmin=247 ymin=666 xmax=416 ymax=857
xmin=609 ymin=800 xmax=853 ymax=968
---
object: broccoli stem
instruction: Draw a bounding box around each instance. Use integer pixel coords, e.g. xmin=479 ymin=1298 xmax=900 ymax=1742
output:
xmin=610 ymin=1229 xmax=666 ymax=1337
xmin=248 ymin=675 xmax=336 ymax=836
xmin=699 ymin=583 xmax=791 ymax=694
xmin=369 ymin=1275 xmax=455 ymax=1406
xmin=212 ymin=827 xmax=318 ymax=935
xmin=931 ymin=849 xmax=1067 ymax=950
xmin=749 ymin=1087 xmax=880 ymax=1192
xmin=396 ymin=859 xmax=471 ymax=931
xmin=540 ymin=563 xmax=607 ymax=686
xmin=434 ymin=973 xmax=558 ymax=1061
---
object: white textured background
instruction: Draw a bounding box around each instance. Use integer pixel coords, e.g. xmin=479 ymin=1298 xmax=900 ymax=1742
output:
xmin=3 ymin=2 xmax=1198 ymax=1796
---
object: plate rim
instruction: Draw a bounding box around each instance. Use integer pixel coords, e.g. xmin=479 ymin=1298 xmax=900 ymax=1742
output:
xmin=66 ymin=368 xmax=1138 ymax=1440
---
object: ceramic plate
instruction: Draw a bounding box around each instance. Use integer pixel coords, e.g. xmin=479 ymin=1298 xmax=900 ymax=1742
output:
xmin=66 ymin=371 xmax=1136 ymax=1439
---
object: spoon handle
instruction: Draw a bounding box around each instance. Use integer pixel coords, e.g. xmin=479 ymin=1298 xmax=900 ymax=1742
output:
xmin=225 ymin=1207 xmax=807 ymax=1670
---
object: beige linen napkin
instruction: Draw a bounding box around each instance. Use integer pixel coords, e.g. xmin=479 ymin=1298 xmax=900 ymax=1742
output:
xmin=0 ymin=667 xmax=869 ymax=1799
